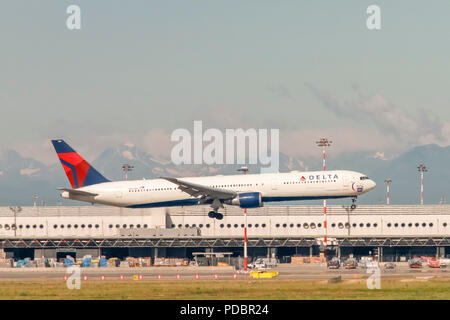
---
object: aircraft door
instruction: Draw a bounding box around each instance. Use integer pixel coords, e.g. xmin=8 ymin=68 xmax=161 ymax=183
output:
xmin=271 ymin=178 xmax=280 ymax=190
xmin=343 ymin=173 xmax=350 ymax=189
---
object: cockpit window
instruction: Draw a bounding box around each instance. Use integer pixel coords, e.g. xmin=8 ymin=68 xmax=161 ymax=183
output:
xmin=360 ymin=176 xmax=369 ymax=180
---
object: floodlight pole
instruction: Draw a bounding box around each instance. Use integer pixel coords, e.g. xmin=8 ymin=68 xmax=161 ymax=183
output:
xmin=238 ymin=166 xmax=249 ymax=272
xmin=9 ymin=206 xmax=21 ymax=237
xmin=418 ymin=164 xmax=427 ymax=205
xmin=237 ymin=166 xmax=249 ymax=175
xmin=316 ymin=138 xmax=332 ymax=252
xmin=122 ymin=164 xmax=134 ymax=181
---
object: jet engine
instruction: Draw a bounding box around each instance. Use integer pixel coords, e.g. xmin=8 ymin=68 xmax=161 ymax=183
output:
xmin=229 ymin=192 xmax=263 ymax=208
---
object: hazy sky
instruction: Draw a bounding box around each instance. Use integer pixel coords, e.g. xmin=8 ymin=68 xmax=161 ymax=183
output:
xmin=1 ymin=1 xmax=450 ymax=164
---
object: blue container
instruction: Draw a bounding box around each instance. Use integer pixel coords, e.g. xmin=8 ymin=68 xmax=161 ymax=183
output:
xmin=64 ymin=258 xmax=74 ymax=267
xmin=17 ymin=259 xmax=26 ymax=268
xmin=99 ymin=257 xmax=107 ymax=267
xmin=81 ymin=257 xmax=91 ymax=267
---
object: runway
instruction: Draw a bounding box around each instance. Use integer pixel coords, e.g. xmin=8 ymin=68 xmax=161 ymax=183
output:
xmin=0 ymin=263 xmax=449 ymax=281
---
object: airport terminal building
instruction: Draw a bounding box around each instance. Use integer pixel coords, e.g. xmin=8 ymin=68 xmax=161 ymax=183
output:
xmin=0 ymin=205 xmax=449 ymax=262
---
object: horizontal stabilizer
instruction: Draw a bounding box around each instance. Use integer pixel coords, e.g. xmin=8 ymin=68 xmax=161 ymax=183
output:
xmin=58 ymin=188 xmax=98 ymax=197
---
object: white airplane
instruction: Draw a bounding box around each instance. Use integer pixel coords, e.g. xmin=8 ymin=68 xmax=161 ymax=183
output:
xmin=52 ymin=139 xmax=376 ymax=220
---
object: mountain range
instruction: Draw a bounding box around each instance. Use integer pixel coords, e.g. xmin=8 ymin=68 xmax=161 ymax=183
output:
xmin=0 ymin=143 xmax=448 ymax=206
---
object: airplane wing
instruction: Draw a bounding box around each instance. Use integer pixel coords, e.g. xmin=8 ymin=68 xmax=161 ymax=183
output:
xmin=161 ymin=177 xmax=237 ymax=200
xmin=58 ymin=188 xmax=98 ymax=197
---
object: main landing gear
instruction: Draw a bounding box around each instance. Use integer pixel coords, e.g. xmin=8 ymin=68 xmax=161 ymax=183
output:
xmin=208 ymin=198 xmax=224 ymax=220
xmin=208 ymin=211 xmax=223 ymax=220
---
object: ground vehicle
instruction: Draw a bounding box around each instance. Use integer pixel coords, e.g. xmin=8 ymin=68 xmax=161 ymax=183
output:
xmin=250 ymin=271 xmax=279 ymax=278
xmin=327 ymin=257 xmax=341 ymax=269
xmin=343 ymin=259 xmax=357 ymax=269
xmin=408 ymin=258 xmax=422 ymax=268
xmin=384 ymin=262 xmax=396 ymax=270
xmin=439 ymin=259 xmax=450 ymax=268
xmin=249 ymin=258 xmax=278 ymax=269
xmin=428 ymin=259 xmax=440 ymax=268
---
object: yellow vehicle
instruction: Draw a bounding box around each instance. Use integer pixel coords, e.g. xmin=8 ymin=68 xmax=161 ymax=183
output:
xmin=250 ymin=271 xmax=279 ymax=279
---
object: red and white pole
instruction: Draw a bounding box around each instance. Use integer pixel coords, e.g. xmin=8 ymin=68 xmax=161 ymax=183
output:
xmin=323 ymin=145 xmax=327 ymax=249
xmin=316 ymin=138 xmax=331 ymax=251
xmin=323 ymin=146 xmax=326 ymax=171
xmin=323 ymin=200 xmax=327 ymax=246
xmin=238 ymin=166 xmax=249 ymax=272
xmin=385 ymin=179 xmax=392 ymax=205
xmin=420 ymin=171 xmax=424 ymax=205
xmin=387 ymin=184 xmax=390 ymax=205
xmin=387 ymin=183 xmax=390 ymax=205
xmin=244 ymin=208 xmax=248 ymax=272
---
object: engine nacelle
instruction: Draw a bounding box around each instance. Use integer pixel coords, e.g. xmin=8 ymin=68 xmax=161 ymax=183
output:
xmin=230 ymin=192 xmax=263 ymax=208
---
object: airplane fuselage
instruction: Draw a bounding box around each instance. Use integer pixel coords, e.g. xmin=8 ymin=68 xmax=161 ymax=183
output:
xmin=61 ymin=170 xmax=376 ymax=208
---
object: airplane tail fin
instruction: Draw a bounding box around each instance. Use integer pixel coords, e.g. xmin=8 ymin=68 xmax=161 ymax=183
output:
xmin=51 ymin=139 xmax=110 ymax=188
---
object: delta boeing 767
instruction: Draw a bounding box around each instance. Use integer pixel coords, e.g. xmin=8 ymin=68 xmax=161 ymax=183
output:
xmin=51 ymin=139 xmax=376 ymax=220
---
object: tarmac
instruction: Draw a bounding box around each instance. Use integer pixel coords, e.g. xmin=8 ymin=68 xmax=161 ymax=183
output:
xmin=0 ymin=263 xmax=449 ymax=281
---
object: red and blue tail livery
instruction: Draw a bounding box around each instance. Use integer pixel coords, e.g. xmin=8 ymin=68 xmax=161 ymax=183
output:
xmin=51 ymin=140 xmax=109 ymax=189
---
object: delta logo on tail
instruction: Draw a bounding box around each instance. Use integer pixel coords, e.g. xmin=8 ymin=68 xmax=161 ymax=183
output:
xmin=51 ymin=140 xmax=109 ymax=189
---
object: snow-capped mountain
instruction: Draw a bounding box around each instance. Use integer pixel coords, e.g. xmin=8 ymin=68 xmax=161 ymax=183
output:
xmin=0 ymin=143 xmax=448 ymax=206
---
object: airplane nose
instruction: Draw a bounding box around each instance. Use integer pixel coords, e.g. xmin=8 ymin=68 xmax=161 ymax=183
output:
xmin=369 ymin=180 xmax=376 ymax=190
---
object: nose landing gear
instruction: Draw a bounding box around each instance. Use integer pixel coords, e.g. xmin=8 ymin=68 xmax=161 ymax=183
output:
xmin=351 ymin=196 xmax=357 ymax=210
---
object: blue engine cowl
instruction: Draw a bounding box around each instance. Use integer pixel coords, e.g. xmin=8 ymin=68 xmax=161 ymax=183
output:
xmin=230 ymin=192 xmax=263 ymax=208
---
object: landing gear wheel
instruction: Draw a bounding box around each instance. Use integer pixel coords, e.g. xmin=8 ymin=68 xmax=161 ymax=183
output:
xmin=208 ymin=211 xmax=217 ymax=219
xmin=215 ymin=213 xmax=224 ymax=220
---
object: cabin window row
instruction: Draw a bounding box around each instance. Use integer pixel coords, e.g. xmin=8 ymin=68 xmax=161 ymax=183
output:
xmin=206 ymin=184 xmax=254 ymax=188
xmin=172 ymin=224 xmax=211 ymax=229
xmin=129 ymin=183 xmax=255 ymax=193
xmin=129 ymin=188 xmax=176 ymax=192
xmin=52 ymin=224 xmax=100 ymax=229
xmin=386 ymin=222 xmax=443 ymax=228
xmin=0 ymin=222 xmax=447 ymax=230
xmin=0 ymin=223 xmax=150 ymax=230
xmin=0 ymin=224 xmax=45 ymax=230
xmin=283 ymin=180 xmax=337 ymax=184
xmin=220 ymin=223 xmax=268 ymax=229
xmin=108 ymin=224 xmax=148 ymax=229
xmin=168 ymin=222 xmax=449 ymax=230
xmin=333 ymin=223 xmax=377 ymax=228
